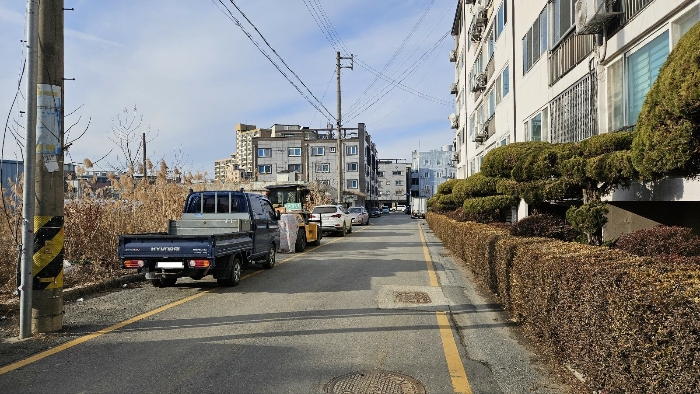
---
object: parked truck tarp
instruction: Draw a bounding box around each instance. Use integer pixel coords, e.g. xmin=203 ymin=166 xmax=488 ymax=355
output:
xmin=410 ymin=197 xmax=427 ymax=219
xmin=118 ymin=191 xmax=280 ymax=287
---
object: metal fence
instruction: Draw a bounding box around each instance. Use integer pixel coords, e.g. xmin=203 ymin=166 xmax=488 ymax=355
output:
xmin=549 ymin=32 xmax=595 ymax=85
xmin=549 ymin=71 xmax=599 ymax=144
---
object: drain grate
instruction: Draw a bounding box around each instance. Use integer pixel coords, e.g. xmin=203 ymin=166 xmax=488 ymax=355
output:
xmin=394 ymin=291 xmax=431 ymax=304
xmin=325 ymin=370 xmax=426 ymax=394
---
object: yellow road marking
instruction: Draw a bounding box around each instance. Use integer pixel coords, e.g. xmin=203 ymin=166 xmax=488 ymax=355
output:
xmin=418 ymin=223 xmax=439 ymax=287
xmin=436 ymin=312 xmax=473 ymax=394
xmin=0 ymin=291 xmax=210 ymax=375
xmin=419 ymin=223 xmax=473 ymax=393
xmin=0 ymin=227 xmax=364 ymax=375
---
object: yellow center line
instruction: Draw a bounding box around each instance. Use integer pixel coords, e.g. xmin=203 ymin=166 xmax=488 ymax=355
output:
xmin=1 ymin=226 xmax=363 ymax=375
xmin=436 ymin=311 xmax=473 ymax=394
xmin=418 ymin=223 xmax=439 ymax=287
xmin=419 ymin=223 xmax=473 ymax=394
xmin=0 ymin=290 xmax=210 ymax=375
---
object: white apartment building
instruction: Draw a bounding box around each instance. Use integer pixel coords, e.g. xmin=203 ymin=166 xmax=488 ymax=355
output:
xmin=451 ymin=0 xmax=700 ymax=236
xmin=411 ymin=146 xmax=458 ymax=200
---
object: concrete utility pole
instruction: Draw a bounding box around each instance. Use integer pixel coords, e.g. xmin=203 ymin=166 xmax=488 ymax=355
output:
xmin=32 ymin=0 xmax=65 ymax=333
xmin=19 ymin=0 xmax=39 ymax=340
xmin=336 ymin=51 xmax=353 ymax=204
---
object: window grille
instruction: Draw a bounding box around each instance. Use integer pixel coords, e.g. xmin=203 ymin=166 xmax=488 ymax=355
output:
xmin=550 ymin=71 xmax=598 ymax=144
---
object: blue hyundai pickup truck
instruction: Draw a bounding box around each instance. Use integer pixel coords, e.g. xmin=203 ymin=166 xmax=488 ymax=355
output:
xmin=118 ymin=190 xmax=280 ymax=287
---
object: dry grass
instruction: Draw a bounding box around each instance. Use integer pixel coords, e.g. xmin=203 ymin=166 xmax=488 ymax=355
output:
xmin=0 ymin=161 xmax=258 ymax=306
xmin=0 ymin=162 xmax=335 ymax=307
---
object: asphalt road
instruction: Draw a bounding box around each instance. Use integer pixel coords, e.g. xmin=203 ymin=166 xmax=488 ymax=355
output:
xmin=0 ymin=213 xmax=573 ymax=394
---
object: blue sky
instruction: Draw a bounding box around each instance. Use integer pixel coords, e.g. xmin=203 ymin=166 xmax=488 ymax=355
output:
xmin=0 ymin=1 xmax=456 ymax=175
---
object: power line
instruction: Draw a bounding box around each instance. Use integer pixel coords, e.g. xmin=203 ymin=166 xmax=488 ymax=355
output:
xmin=213 ymin=0 xmax=336 ymax=122
xmin=345 ymin=31 xmax=451 ymax=121
xmin=344 ymin=0 xmax=436 ymax=117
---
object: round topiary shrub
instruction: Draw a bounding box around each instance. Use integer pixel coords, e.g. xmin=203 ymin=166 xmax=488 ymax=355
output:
xmin=462 ymin=195 xmax=518 ymax=223
xmin=510 ymin=213 xmax=579 ymax=241
xmin=631 ymin=21 xmax=700 ymax=180
xmin=615 ymin=226 xmax=700 ymax=257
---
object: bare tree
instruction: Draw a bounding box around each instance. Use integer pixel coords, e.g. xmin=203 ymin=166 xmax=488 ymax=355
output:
xmin=106 ymin=106 xmax=158 ymax=173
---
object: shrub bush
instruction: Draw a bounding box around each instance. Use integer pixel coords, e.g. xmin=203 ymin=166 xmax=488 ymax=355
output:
xmin=566 ymin=201 xmax=609 ymax=244
xmin=426 ymin=213 xmax=700 ymax=393
xmin=615 ymin=225 xmax=700 ymax=257
xmin=631 ymin=21 xmax=700 ymax=180
xmin=462 ymin=195 xmax=518 ymax=223
xmin=510 ymin=213 xmax=578 ymax=241
xmin=481 ymin=142 xmax=549 ymax=178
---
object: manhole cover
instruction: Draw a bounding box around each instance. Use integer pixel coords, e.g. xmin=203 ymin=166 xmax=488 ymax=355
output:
xmin=325 ymin=370 xmax=426 ymax=394
xmin=394 ymin=291 xmax=431 ymax=304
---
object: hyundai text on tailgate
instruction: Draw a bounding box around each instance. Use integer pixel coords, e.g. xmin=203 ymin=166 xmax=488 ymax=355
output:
xmin=118 ymin=190 xmax=280 ymax=287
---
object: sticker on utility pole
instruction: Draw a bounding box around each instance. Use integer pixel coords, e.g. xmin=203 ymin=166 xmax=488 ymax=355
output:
xmin=43 ymin=154 xmax=59 ymax=172
xmin=36 ymin=84 xmax=62 ymax=156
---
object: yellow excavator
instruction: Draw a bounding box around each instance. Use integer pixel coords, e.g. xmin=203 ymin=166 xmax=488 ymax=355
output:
xmin=265 ymin=184 xmax=321 ymax=252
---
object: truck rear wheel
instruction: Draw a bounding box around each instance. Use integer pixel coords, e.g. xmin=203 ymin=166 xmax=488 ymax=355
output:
xmin=262 ymin=243 xmax=276 ymax=269
xmin=217 ymin=257 xmax=241 ymax=287
xmin=295 ymin=229 xmax=307 ymax=252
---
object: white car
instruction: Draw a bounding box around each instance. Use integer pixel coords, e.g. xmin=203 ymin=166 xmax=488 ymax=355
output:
xmin=310 ymin=205 xmax=352 ymax=236
xmin=347 ymin=206 xmax=369 ymax=226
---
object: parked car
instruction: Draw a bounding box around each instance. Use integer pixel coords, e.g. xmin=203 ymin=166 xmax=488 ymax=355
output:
xmin=348 ymin=206 xmax=369 ymax=225
xmin=310 ymin=205 xmax=352 ymax=236
xmin=382 ymin=206 xmax=390 ymax=214
xmin=369 ymin=207 xmax=382 ymax=218
xmin=396 ymin=204 xmax=406 ymax=213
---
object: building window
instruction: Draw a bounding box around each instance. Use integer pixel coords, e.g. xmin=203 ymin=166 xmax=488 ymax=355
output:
xmin=552 ymin=0 xmax=574 ymax=46
xmin=257 ymin=148 xmax=271 ymax=157
xmin=315 ymin=163 xmax=330 ymax=173
xmin=346 ymin=145 xmax=358 ymax=155
xmin=392 ymin=170 xmax=402 ymax=176
xmin=347 ymin=179 xmax=358 ymax=189
xmin=502 ymin=65 xmax=509 ymax=97
xmin=523 ymin=6 xmax=548 ymax=74
xmin=496 ymin=0 xmax=507 ymax=39
xmin=329 ymin=146 xmax=337 ymax=153
xmin=526 ymin=110 xmax=548 ymax=142
xmin=288 ymin=147 xmax=302 ymax=157
xmin=288 ymin=164 xmax=302 ymax=173
xmin=395 ymin=180 xmax=403 ymax=186
xmin=258 ymin=165 xmax=272 ymax=174
xmin=627 ymin=31 xmax=669 ymax=125
xmin=312 ymin=146 xmax=325 ymax=156
xmin=378 ymin=171 xmax=384 ymax=177
xmin=347 ymin=162 xmax=358 ymax=171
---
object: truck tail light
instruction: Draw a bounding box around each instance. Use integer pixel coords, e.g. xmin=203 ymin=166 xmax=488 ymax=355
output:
xmin=188 ymin=260 xmax=211 ymax=268
xmin=124 ymin=260 xmax=145 ymax=268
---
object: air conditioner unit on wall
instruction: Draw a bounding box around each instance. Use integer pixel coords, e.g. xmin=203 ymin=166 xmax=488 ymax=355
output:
xmin=470 ymin=24 xmax=483 ymax=42
xmin=470 ymin=72 xmax=487 ymax=92
xmin=465 ymin=0 xmax=475 ymax=4
xmin=448 ymin=113 xmax=459 ymax=129
xmin=450 ymin=83 xmax=458 ymax=94
xmin=575 ymin=0 xmax=622 ymax=35
xmin=449 ymin=50 xmax=457 ymax=62
xmin=472 ymin=122 xmax=486 ymax=143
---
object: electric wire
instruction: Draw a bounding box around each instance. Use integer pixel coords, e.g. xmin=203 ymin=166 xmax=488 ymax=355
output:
xmin=345 ymin=30 xmax=451 ymax=122
xmin=344 ymin=0 xmax=436 ymax=117
xmin=214 ymin=0 xmax=336 ymax=123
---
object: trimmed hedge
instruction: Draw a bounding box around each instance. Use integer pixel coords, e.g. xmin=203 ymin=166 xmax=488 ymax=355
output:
xmin=615 ymin=225 xmax=700 ymax=257
xmin=427 ymin=212 xmax=700 ymax=393
xmin=510 ymin=213 xmax=578 ymax=241
xmin=462 ymin=195 xmax=518 ymax=222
